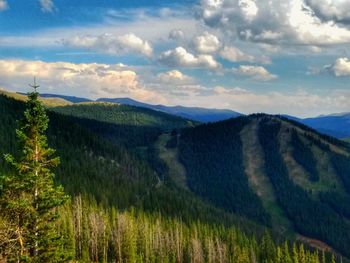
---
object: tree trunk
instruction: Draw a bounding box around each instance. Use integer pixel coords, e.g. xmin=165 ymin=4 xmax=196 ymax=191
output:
xmin=34 ymin=143 xmax=39 ymax=257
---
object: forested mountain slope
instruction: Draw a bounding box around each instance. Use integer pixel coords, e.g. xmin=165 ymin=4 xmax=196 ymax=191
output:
xmin=51 ymin=103 xmax=196 ymax=148
xmin=49 ymin=101 xmax=350 ymax=257
xmin=2 ymin=93 xmax=326 ymax=262
xmin=0 ymin=94 xmax=260 ymax=231
xmin=177 ymin=115 xmax=350 ymax=256
xmin=52 ymin=103 xmax=195 ymax=130
xmin=97 ymin=97 xmax=242 ymax=122
xmin=1 ymin=93 xmax=348 ymax=261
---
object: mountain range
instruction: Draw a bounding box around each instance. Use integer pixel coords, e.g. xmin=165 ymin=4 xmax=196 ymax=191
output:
xmin=281 ymin=114 xmax=350 ymax=139
xmin=37 ymin=92 xmax=350 ymax=139
xmin=96 ymin=97 xmax=242 ymax=122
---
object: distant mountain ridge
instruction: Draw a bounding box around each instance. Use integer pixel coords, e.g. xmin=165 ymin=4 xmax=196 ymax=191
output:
xmin=39 ymin=93 xmax=92 ymax=103
xmin=283 ymin=113 xmax=350 ymax=139
xmin=97 ymin=97 xmax=243 ymax=122
xmin=10 ymin=91 xmax=350 ymax=138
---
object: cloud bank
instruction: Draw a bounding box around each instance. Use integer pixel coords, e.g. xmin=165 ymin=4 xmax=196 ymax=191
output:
xmin=198 ymin=0 xmax=350 ymax=46
xmin=0 ymin=60 xmax=164 ymax=103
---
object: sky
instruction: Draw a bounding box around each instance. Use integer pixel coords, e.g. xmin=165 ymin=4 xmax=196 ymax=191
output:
xmin=0 ymin=0 xmax=349 ymax=117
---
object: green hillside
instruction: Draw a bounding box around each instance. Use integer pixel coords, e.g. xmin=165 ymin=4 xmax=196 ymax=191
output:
xmin=52 ymin=103 xmax=195 ymax=130
xmin=50 ymin=103 xmax=196 ymax=150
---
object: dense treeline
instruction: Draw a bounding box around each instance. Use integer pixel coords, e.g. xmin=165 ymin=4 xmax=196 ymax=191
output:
xmin=62 ymin=116 xmax=164 ymax=148
xmin=55 ymin=195 xmax=329 ymax=263
xmin=319 ymin=192 xmax=350 ymax=219
xmin=51 ymin=103 xmax=194 ymax=151
xmin=290 ymin=130 xmax=319 ymax=181
xmin=178 ymin=117 xmax=270 ymax=225
xmin=258 ymin=117 xmax=350 ymax=256
xmin=331 ymin=153 xmax=350 ymax=194
xmin=52 ymin=103 xmax=193 ymax=131
xmin=51 ymin=103 xmax=197 ymax=164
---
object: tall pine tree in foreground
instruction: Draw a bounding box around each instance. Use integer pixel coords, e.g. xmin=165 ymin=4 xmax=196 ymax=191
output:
xmin=0 ymin=82 xmax=68 ymax=262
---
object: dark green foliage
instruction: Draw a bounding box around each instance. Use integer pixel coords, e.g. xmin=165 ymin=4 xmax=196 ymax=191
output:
xmin=51 ymin=103 xmax=194 ymax=151
xmin=48 ymin=112 xmax=160 ymax=208
xmin=290 ymin=130 xmax=319 ymax=181
xmin=63 ymin=115 xmax=163 ymax=148
xmin=144 ymin=144 xmax=168 ymax=178
xmin=166 ymin=130 xmax=178 ymax=148
xmin=0 ymin=91 xmax=68 ymax=262
xmin=52 ymin=103 xmax=193 ymax=131
xmin=319 ymin=192 xmax=350 ymax=219
xmin=304 ymin=134 xmax=331 ymax=152
xmin=178 ymin=117 xmax=270 ymax=225
xmin=331 ymin=153 xmax=350 ymax=194
xmin=258 ymin=117 xmax=350 ymax=256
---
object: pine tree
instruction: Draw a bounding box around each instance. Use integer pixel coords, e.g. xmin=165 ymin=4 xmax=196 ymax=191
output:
xmin=331 ymin=254 xmax=336 ymax=263
xmin=322 ymin=251 xmax=326 ymax=263
xmin=292 ymin=243 xmax=298 ymax=263
xmin=0 ymin=83 xmax=68 ymax=262
xmin=282 ymin=241 xmax=292 ymax=263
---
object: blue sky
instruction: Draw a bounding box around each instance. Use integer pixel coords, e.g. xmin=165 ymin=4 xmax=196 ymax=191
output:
xmin=0 ymin=0 xmax=349 ymax=117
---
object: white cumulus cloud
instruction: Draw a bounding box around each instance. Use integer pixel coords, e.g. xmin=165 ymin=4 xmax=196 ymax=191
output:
xmin=238 ymin=0 xmax=258 ymax=21
xmin=232 ymin=65 xmax=277 ymax=81
xmin=193 ymin=31 xmax=221 ymax=53
xmin=305 ymin=0 xmax=350 ymax=23
xmin=219 ymin=46 xmax=255 ymax=62
xmin=157 ymin=70 xmax=194 ymax=84
xmin=326 ymin=57 xmax=350 ymax=76
xmin=159 ymin=47 xmax=221 ymax=69
xmin=62 ymin=33 xmax=153 ymax=57
xmin=198 ymin=0 xmax=350 ymax=47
